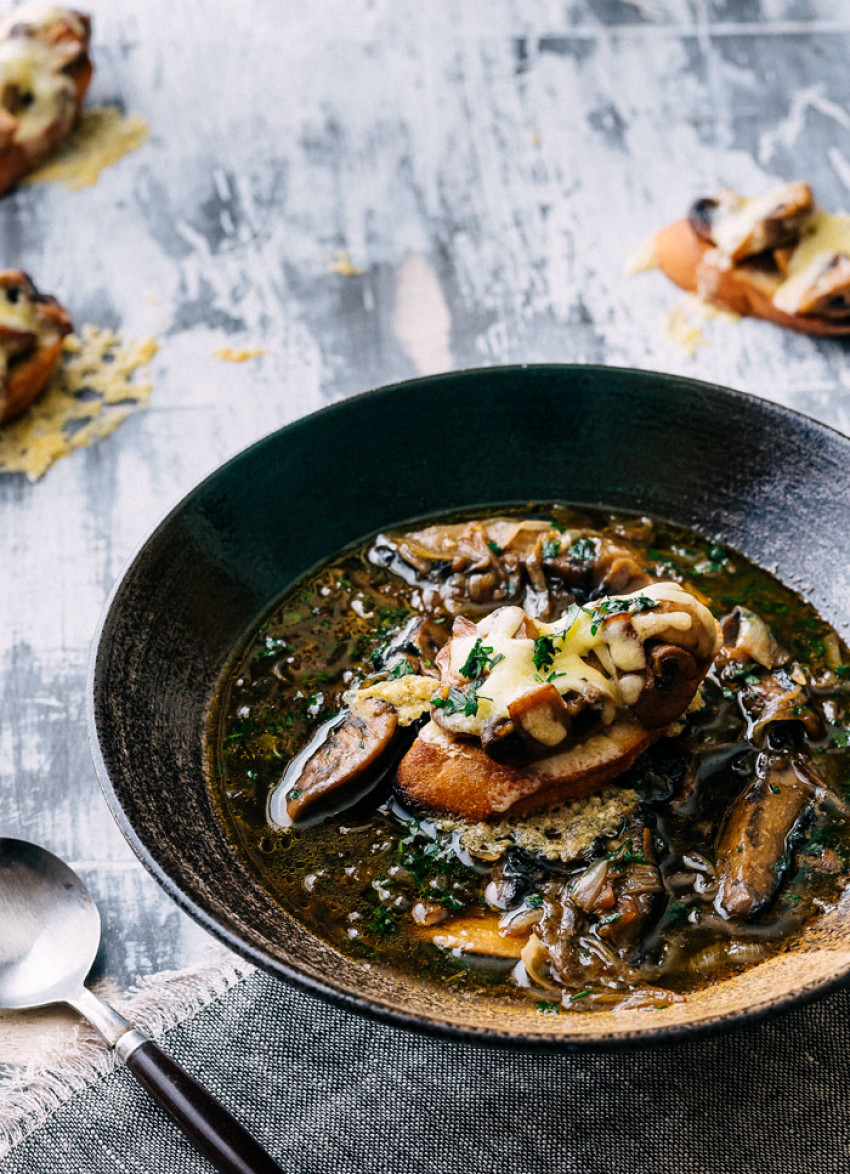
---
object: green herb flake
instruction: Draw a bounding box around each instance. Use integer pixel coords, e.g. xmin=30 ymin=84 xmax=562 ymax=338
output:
xmin=667 ymin=900 xmax=689 ymax=925
xmin=459 ymin=638 xmax=505 ymax=681
xmin=287 ymin=787 xmax=302 ymax=801
xmin=526 ymin=894 xmax=544 ymax=909
xmin=533 ymin=634 xmax=557 ymax=672
xmin=388 ymin=660 xmax=416 ymax=680
xmin=567 ymin=537 xmax=595 ymax=563
xmin=369 ymin=906 xmax=397 ymax=935
xmin=431 ymin=683 xmax=489 ymax=718
xmin=569 ymin=989 xmax=593 ymax=1002
xmin=583 ymin=594 xmax=659 ymax=637
xmin=486 ymin=539 xmax=503 ymax=557
xmin=541 ymin=538 xmax=561 ymax=561
xmin=536 ymin=1001 xmax=560 ymax=1014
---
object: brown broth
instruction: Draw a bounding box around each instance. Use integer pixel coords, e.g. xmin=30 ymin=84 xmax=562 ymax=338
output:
xmin=211 ymin=505 xmax=850 ymax=1008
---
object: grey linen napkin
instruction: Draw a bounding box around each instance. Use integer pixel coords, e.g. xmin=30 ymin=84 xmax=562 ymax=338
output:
xmin=1 ymin=968 xmax=848 ymax=1174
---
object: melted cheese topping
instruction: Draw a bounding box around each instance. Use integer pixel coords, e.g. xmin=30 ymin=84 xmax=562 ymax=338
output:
xmin=0 ymin=33 xmax=74 ymax=141
xmin=346 ymin=674 xmax=436 ymax=727
xmin=709 ymin=189 xmax=790 ymax=258
xmin=0 ymin=287 xmax=43 ymax=336
xmin=0 ymin=324 xmax=157 ymax=481
xmin=23 ymin=108 xmax=150 ymax=189
xmin=436 ymin=582 xmax=695 ymax=738
xmin=773 ymin=210 xmax=850 ymax=314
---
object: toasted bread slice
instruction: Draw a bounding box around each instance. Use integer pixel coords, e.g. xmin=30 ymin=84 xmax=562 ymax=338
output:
xmin=654 ymin=219 xmax=850 ymax=337
xmin=396 ymin=716 xmax=657 ymax=821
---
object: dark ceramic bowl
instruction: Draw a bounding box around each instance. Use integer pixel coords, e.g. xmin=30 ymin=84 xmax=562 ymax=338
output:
xmin=89 ymin=365 xmax=850 ymax=1049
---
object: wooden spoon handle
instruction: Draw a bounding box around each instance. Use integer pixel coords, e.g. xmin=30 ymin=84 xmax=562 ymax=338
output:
xmin=123 ymin=1037 xmax=283 ymax=1174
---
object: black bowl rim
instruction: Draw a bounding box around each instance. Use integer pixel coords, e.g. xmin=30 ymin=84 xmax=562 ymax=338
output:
xmin=87 ymin=362 xmax=850 ymax=1052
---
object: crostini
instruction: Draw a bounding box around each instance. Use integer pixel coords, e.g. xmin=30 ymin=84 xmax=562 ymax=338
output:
xmin=395 ymin=582 xmax=721 ymax=820
xmin=0 ymin=4 xmax=92 ymax=194
xmin=652 ymin=181 xmax=850 ymax=336
xmin=0 ymin=269 xmax=72 ymax=422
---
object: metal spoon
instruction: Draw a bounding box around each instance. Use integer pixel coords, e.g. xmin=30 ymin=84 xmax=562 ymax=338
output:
xmin=0 ymin=838 xmax=283 ymax=1174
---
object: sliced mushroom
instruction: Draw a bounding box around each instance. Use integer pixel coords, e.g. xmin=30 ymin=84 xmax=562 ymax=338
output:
xmin=743 ymin=668 xmax=824 ymax=742
xmin=630 ymin=642 xmax=701 ymax=729
xmin=413 ymin=616 xmax=450 ymax=674
xmin=720 ymin=606 xmax=789 ymax=670
xmin=716 ymin=757 xmax=813 ymax=919
xmin=792 ymin=251 xmax=850 ymax=320
xmin=370 ymin=519 xmax=652 ymax=616
xmin=543 ymin=534 xmax=651 ymax=600
xmin=374 ymin=613 xmax=450 ymax=679
xmin=508 ymin=684 xmax=571 ymax=750
xmin=688 ymin=182 xmax=815 ymax=261
xmin=270 ymin=698 xmax=397 ymax=826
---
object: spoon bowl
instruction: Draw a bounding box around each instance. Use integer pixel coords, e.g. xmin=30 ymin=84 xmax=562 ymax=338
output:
xmin=0 ymin=839 xmax=100 ymax=1010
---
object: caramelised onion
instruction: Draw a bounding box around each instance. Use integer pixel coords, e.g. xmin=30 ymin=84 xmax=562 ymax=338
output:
xmin=519 ymin=932 xmax=559 ymax=990
xmin=569 ymin=859 xmax=611 ymax=913
xmin=498 ymin=902 xmax=544 ymax=937
xmin=618 ymin=864 xmax=664 ymax=897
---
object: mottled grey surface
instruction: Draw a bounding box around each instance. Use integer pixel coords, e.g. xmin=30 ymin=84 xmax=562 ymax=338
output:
xmin=1 ymin=0 xmax=850 ymax=1059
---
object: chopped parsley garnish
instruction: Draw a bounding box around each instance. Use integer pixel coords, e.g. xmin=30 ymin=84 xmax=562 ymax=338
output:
xmin=255 ymin=635 xmax=288 ymax=660
xmin=526 ymin=893 xmax=544 ymax=908
xmin=459 ymin=638 xmax=505 ymax=681
xmin=369 ymin=906 xmax=397 ymax=935
xmin=567 ymin=537 xmax=595 ymax=563
xmin=541 ymin=537 xmax=561 ymax=561
xmin=388 ymin=659 xmax=416 ymax=679
xmin=569 ymin=988 xmax=592 ymax=1002
xmin=431 ymin=683 xmax=489 ymax=718
xmin=287 ymin=787 xmax=302 ymax=801
xmin=533 ymin=634 xmax=557 ymax=672
xmin=837 ymin=665 xmax=850 ymax=679
xmin=829 ymin=725 xmax=850 ymax=749
xmin=486 ymin=539 xmax=503 ymax=557
xmin=583 ymin=594 xmax=659 ymax=637
xmin=536 ymin=1001 xmax=560 ymax=1014
xmin=606 ymin=838 xmax=646 ymax=865
xmin=666 ymin=900 xmax=689 ymax=925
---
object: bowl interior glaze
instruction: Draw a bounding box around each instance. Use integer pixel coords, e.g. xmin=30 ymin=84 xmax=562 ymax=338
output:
xmin=89 ymin=365 xmax=850 ymax=1049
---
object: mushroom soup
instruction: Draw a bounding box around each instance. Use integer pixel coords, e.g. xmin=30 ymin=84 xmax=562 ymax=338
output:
xmin=212 ymin=506 xmax=850 ymax=1012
